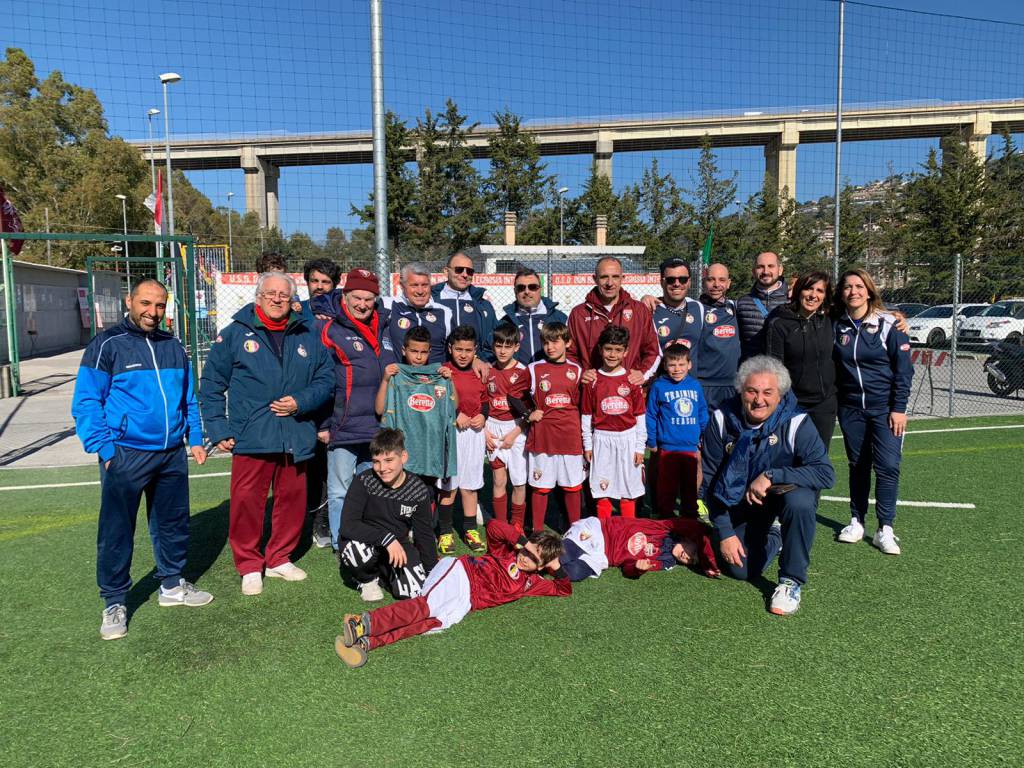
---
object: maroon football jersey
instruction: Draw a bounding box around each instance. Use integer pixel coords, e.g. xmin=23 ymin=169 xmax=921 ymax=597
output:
xmin=442 ymin=363 xmax=488 ymax=418
xmin=599 ymin=516 xmax=719 ymax=577
xmin=526 ymin=359 xmax=583 ymax=455
xmin=462 ymin=520 xmax=572 ymax=611
xmin=485 ymin=361 xmax=530 ymax=422
xmin=580 ymin=369 xmax=646 ymax=432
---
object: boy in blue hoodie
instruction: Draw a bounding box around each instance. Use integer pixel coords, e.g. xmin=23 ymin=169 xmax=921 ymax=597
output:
xmin=646 ymin=345 xmax=709 ymax=518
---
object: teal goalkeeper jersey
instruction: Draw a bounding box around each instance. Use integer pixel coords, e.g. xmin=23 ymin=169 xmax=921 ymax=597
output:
xmin=382 ymin=364 xmax=458 ymax=479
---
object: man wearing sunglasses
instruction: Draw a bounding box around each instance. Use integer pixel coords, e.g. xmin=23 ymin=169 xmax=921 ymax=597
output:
xmin=430 ymin=252 xmax=498 ymax=363
xmin=652 ymin=258 xmax=705 ymax=368
xmin=498 ymin=267 xmax=568 ymax=365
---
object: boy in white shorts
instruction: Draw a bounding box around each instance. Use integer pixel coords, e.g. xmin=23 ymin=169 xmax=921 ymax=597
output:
xmin=526 ymin=321 xmax=585 ymax=532
xmin=581 ymin=324 xmax=647 ymax=519
xmin=437 ymin=325 xmax=488 ymax=555
xmin=484 ymin=324 xmax=532 ymax=530
xmin=334 ymin=520 xmax=568 ymax=668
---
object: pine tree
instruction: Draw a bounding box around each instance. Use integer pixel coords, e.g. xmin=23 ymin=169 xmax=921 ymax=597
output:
xmin=352 ymin=111 xmax=417 ymax=251
xmin=979 ymin=133 xmax=1024 ymax=300
xmin=687 ymin=137 xmax=738 ymax=272
xmin=634 ymin=158 xmax=694 ymax=263
xmin=485 ymin=109 xmax=550 ymax=231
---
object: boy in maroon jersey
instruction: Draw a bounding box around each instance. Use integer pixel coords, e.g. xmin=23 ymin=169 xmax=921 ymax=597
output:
xmin=484 ymin=324 xmax=532 ymax=530
xmin=437 ymin=325 xmax=489 ymax=555
xmin=559 ymin=515 xmax=720 ymax=581
xmin=582 ymin=325 xmax=647 ymax=519
xmin=334 ymin=519 xmax=568 ymax=668
xmin=526 ymin=322 xmax=585 ymax=532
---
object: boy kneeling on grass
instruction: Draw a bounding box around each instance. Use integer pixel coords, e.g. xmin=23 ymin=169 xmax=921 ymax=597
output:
xmin=335 ymin=520 xmax=569 ymax=668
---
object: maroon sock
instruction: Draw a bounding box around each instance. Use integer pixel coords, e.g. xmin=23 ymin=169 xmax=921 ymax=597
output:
xmin=510 ymin=501 xmax=527 ymax=530
xmin=620 ymin=498 xmax=636 ymax=518
xmin=492 ymin=494 xmax=508 ymax=524
xmin=596 ymin=498 xmax=612 ymax=520
xmin=531 ymin=489 xmax=549 ymax=532
xmin=564 ymin=489 xmax=582 ymax=524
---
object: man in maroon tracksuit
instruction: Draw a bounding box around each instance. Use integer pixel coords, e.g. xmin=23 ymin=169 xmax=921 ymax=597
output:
xmin=334 ymin=520 xmax=569 ymax=667
xmin=567 ymin=256 xmax=662 ymax=386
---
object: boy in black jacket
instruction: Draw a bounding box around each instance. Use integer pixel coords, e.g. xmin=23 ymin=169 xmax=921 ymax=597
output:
xmin=338 ymin=429 xmax=438 ymax=602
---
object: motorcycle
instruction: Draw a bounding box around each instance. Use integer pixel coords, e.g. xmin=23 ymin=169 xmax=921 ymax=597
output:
xmin=983 ymin=341 xmax=1024 ymax=397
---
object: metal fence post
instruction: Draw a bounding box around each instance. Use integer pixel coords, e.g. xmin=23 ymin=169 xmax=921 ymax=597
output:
xmin=546 ymin=248 xmax=553 ymax=300
xmin=1 ymin=237 xmax=20 ymax=396
xmin=185 ymin=242 xmax=202 ymax=390
xmin=949 ymin=252 xmax=961 ymax=418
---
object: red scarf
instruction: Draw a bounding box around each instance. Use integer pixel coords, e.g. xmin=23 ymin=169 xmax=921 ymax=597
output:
xmin=342 ymin=303 xmax=381 ymax=356
xmin=255 ymin=304 xmax=288 ymax=331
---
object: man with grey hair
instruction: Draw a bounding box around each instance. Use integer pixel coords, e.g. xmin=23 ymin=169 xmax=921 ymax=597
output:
xmin=200 ymin=271 xmax=334 ymax=596
xmin=383 ymin=262 xmax=453 ymax=364
xmin=700 ymin=355 xmax=835 ymax=616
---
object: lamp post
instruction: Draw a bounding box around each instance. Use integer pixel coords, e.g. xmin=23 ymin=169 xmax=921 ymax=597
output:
xmin=146 ymin=108 xmax=161 ymax=259
xmin=226 ymin=191 xmax=234 ymax=264
xmin=115 ymin=194 xmax=130 ymax=289
xmin=159 ymin=72 xmax=181 ymax=334
xmin=557 ymin=186 xmax=569 ymax=247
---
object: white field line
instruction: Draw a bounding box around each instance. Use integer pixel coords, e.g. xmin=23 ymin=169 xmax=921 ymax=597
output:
xmin=831 ymin=423 xmax=1024 ymax=439
xmin=0 ymin=471 xmax=232 ymax=493
xmin=820 ymin=496 xmax=975 ymax=509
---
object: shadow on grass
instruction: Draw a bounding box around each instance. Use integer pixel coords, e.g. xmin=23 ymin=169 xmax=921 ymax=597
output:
xmin=125 ymin=501 xmax=230 ymax=618
xmin=816 ymin=512 xmax=848 ymax=539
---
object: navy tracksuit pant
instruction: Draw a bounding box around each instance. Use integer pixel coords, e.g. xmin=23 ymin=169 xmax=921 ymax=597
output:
xmin=97 ymin=446 xmax=190 ymax=607
xmin=838 ymin=407 xmax=903 ymax=527
xmin=712 ymin=487 xmax=817 ymax=585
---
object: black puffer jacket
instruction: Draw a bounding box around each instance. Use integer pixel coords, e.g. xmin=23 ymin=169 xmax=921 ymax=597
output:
xmin=736 ymin=281 xmax=790 ymax=357
xmin=763 ymin=304 xmax=836 ymax=408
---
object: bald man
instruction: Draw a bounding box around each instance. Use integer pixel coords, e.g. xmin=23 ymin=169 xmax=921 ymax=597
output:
xmin=696 ymin=264 xmax=742 ymax=410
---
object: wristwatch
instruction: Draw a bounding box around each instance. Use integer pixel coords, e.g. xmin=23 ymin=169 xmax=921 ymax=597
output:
xmin=763 ymin=469 xmax=774 ymax=482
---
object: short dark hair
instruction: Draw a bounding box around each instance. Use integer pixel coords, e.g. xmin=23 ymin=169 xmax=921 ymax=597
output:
xmin=448 ymin=324 xmax=478 ymax=346
xmin=257 ymin=252 xmax=287 ymax=273
xmin=514 ymin=267 xmax=540 ymax=282
xmin=528 ymin=530 xmax=564 ymax=564
xmin=303 ymin=258 xmax=341 ymax=286
xmin=404 ymin=326 xmax=432 ymax=346
xmin=539 ymin=321 xmax=570 ymax=343
xmin=658 ymin=257 xmax=691 ymax=278
xmin=597 ymin=324 xmax=629 ymax=348
xmin=130 ymin=278 xmax=167 ymax=298
xmin=370 ymin=428 xmax=406 ymax=456
xmin=663 ymin=343 xmax=692 ymax=362
xmin=493 ymin=323 xmax=520 ymax=346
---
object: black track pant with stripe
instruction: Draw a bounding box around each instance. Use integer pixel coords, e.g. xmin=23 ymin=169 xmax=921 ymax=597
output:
xmin=339 ymin=538 xmax=427 ymax=599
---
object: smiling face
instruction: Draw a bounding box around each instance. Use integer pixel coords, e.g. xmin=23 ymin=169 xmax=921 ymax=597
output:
xmin=306 ymin=269 xmax=336 ymax=298
xmin=256 ymin=275 xmax=293 ymax=322
xmin=445 ymin=253 xmax=475 ymax=292
xmin=126 ymin=282 xmax=168 ymax=333
xmin=799 ymin=279 xmax=827 ymax=316
xmin=753 ymin=252 xmax=782 ymax=289
xmin=599 ymin=342 xmax=626 ymax=371
xmin=703 ymin=264 xmax=731 ymax=302
xmin=372 ymin=449 xmax=408 ymax=486
xmin=740 ymin=371 xmax=782 ymax=425
xmin=841 ymin=274 xmax=870 ymax=315
xmin=594 ymin=258 xmax=623 ymax=304
xmin=402 ymin=271 xmax=432 ymax=309
xmin=514 ymin=275 xmax=542 ymax=309
xmin=343 ymin=288 xmax=377 ymax=321
xmin=661 ymin=264 xmax=691 ymax=305
xmin=664 ymin=353 xmax=691 ymax=382
xmin=672 ymin=538 xmax=699 ymax=566
xmin=515 ymin=541 xmax=543 ymax=573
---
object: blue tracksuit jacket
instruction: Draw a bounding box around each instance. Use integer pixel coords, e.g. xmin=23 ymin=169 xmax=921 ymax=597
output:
xmin=833 ymin=311 xmax=914 ymax=415
xmin=72 ymin=318 xmax=203 ymax=462
xmin=500 ymin=297 xmax=569 ymax=365
xmin=653 ymin=298 xmax=705 ymax=371
xmin=645 ymin=373 xmax=709 ymax=453
xmin=199 ymin=304 xmax=334 ymax=461
xmin=383 ymin=295 xmax=453 ymax=365
xmin=431 ymin=283 xmax=498 ymax=362
xmin=696 ymin=297 xmax=741 ymax=386
xmin=700 ymin=392 xmax=836 ymax=538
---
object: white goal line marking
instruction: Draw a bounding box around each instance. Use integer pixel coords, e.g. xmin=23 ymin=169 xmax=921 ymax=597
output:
xmin=0 ymin=471 xmax=232 ymax=493
xmin=821 ymin=495 xmax=975 ymax=509
xmin=831 ymin=423 xmax=1024 ymax=439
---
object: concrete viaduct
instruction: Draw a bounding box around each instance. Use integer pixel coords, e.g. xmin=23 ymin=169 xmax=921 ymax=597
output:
xmin=135 ymin=100 xmax=1024 ymax=230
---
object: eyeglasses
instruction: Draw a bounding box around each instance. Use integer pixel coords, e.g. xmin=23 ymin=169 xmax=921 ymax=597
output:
xmin=515 ymin=283 xmax=540 ymax=292
xmin=663 ymin=276 xmax=690 ymax=285
xmin=260 ymin=291 xmax=291 ymax=301
xmin=451 ymin=265 xmax=475 ymax=276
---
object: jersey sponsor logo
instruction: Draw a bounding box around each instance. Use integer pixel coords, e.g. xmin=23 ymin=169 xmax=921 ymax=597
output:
xmin=626 ymin=532 xmax=652 ymax=556
xmin=686 ymin=314 xmax=695 ymax=324
xmin=840 ymin=334 xmax=851 ymax=346
xmin=408 ymin=393 xmax=436 ymax=412
xmin=488 ymin=381 xmax=497 ymax=393
xmin=539 ymin=379 xmax=551 ymax=392
xmin=545 ymin=393 xmax=572 ymax=408
xmin=617 ymin=385 xmax=631 ymax=396
xmin=434 ymin=385 xmax=447 ymax=400
xmin=674 ymin=398 xmax=693 ymax=417
xmin=510 ymin=373 xmax=519 ymax=383
xmin=864 ymin=324 xmax=878 ymax=334
xmin=658 ymin=324 xmax=670 ymax=337
xmin=215 ymin=335 xmax=223 ymax=343
xmin=397 ymin=317 xmax=411 ymax=330
xmin=706 ymin=312 xmax=717 ymax=323
xmin=566 ymin=369 xmax=577 ymax=381
xmin=426 ymin=312 xmax=437 ymax=323
xmin=679 ymin=338 xmax=692 ymax=348
xmin=243 ymin=340 xmax=260 ymax=353
xmin=464 ymin=304 xmax=474 ymax=313
xmin=623 ymin=308 xmax=633 ymax=322
xmin=712 ymin=325 xmax=736 ymax=338
xmin=297 ymin=344 xmax=308 ymax=358
xmin=507 ymin=561 xmax=520 ymax=580
xmin=600 ymin=395 xmax=630 ymax=415
xmin=245 ymin=332 xmax=254 ymax=337
xmin=124 ymin=362 xmax=142 ymax=369
xmin=492 ymin=395 xmax=508 ymax=410
xmin=900 ymin=343 xmax=911 ymax=351
xmin=579 ymin=530 xmax=591 ymax=541
xmin=352 ymin=340 xmax=364 ymax=352
xmin=400 ymin=504 xmax=416 ymax=517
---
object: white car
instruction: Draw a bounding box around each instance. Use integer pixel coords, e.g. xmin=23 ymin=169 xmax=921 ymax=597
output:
xmin=957 ymin=300 xmax=1024 ymax=347
xmin=907 ymin=303 xmax=988 ymax=347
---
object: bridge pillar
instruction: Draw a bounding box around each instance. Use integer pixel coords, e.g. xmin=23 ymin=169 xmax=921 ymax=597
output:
xmin=765 ymin=123 xmax=799 ymax=201
xmin=594 ymin=133 xmax=613 ymax=183
xmin=967 ymin=112 xmax=993 ymax=164
xmin=241 ymin=147 xmax=281 ymax=229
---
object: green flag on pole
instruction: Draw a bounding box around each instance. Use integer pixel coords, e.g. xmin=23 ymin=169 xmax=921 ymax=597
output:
xmin=700 ymin=222 xmax=715 ymax=269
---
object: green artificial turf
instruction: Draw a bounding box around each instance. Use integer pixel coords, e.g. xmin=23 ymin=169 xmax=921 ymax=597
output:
xmin=2 ymin=416 xmax=1023 ymax=767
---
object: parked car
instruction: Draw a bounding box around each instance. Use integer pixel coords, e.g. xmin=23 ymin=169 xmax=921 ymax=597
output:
xmin=957 ymin=300 xmax=1024 ymax=347
xmin=890 ymin=302 xmax=929 ymax=318
xmin=906 ymin=303 xmax=988 ymax=347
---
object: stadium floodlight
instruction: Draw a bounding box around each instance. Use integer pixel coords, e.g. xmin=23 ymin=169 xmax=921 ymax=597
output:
xmin=159 ymin=73 xmax=181 ymax=240
xmin=159 ymin=72 xmax=182 ymax=85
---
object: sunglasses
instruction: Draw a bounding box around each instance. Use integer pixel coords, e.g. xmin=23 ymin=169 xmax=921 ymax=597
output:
xmin=663 ymin=276 xmax=690 ymax=285
xmin=515 ymin=283 xmax=540 ymax=292
xmin=451 ymin=266 xmax=475 ymax=276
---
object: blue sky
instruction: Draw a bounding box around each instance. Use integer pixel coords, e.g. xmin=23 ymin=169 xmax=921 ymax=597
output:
xmin=8 ymin=0 xmax=1024 ymax=240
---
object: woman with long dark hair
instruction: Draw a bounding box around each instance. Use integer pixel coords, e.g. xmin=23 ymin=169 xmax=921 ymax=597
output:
xmin=831 ymin=268 xmax=914 ymax=556
xmin=764 ymin=271 xmax=837 ymax=447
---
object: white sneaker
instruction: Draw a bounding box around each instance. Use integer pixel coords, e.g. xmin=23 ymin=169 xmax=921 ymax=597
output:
xmin=837 ymin=518 xmax=865 ymax=543
xmin=241 ymin=572 xmax=263 ymax=595
xmin=358 ymin=579 xmax=385 ymax=602
xmin=872 ymin=526 xmax=902 ymax=555
xmin=769 ymin=578 xmax=802 ymax=616
xmin=265 ymin=562 xmax=308 ymax=581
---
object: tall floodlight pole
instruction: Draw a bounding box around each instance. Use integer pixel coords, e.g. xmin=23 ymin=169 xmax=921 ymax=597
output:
xmin=226 ymin=191 xmax=234 ymax=264
xmin=832 ymin=0 xmax=845 ymax=282
xmin=116 ymin=194 xmax=131 ymax=289
xmin=370 ymin=0 xmax=389 ymax=295
xmin=160 ymin=73 xmax=182 ymax=335
xmin=147 ymin=108 xmax=161 ymax=259
xmin=557 ymin=187 xmax=569 ymax=246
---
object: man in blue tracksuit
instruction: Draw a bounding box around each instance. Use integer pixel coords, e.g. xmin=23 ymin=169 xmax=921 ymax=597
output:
xmin=652 ymin=257 xmax=704 ymax=365
xmin=430 ymin=251 xmax=498 ymax=362
xmin=72 ymin=279 xmax=212 ymax=641
xmin=384 ymin=263 xmax=452 ymax=365
xmin=499 ymin=267 xmax=568 ymax=365
xmin=701 ymin=355 xmax=835 ymax=616
xmin=696 ymin=263 xmax=742 ymax=410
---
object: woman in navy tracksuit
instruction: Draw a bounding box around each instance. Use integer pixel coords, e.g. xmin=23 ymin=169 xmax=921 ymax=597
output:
xmin=832 ymin=269 xmax=914 ymax=555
